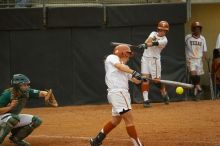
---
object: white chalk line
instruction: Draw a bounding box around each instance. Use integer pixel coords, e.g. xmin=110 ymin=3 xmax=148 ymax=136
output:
xmin=29 ymin=135 xmax=220 ymax=144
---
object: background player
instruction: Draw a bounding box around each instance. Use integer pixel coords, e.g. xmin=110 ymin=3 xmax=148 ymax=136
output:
xmin=185 ymin=21 xmax=207 ymax=100
xmin=139 ymin=20 xmax=170 ymax=107
xmin=90 ymin=45 xmax=143 ymax=146
xmin=0 ymin=74 xmax=58 ymax=146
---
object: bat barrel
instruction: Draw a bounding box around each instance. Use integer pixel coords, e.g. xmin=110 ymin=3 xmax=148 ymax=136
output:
xmin=159 ymin=79 xmax=194 ymax=89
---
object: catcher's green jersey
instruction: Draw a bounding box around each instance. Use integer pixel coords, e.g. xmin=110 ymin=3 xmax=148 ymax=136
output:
xmin=0 ymin=88 xmax=40 ymax=114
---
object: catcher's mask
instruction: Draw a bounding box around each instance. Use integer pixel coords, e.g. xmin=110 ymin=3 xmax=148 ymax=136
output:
xmin=11 ymin=74 xmax=30 ymax=92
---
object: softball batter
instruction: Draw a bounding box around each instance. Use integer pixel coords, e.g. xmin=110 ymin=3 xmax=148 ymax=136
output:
xmin=90 ymin=45 xmax=143 ymax=146
xmin=139 ymin=20 xmax=170 ymax=107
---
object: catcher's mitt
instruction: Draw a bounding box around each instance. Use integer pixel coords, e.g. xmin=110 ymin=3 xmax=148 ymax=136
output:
xmin=45 ymin=89 xmax=58 ymax=107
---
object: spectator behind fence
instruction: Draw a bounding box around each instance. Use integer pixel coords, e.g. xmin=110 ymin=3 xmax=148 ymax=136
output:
xmin=15 ymin=0 xmax=31 ymax=7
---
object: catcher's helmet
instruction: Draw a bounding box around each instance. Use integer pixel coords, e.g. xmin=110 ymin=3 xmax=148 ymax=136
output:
xmin=157 ymin=21 xmax=169 ymax=31
xmin=11 ymin=74 xmax=30 ymax=86
xmin=113 ymin=44 xmax=133 ymax=58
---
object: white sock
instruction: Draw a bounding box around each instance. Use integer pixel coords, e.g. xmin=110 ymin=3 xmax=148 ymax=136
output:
xmin=197 ymin=85 xmax=202 ymax=91
xmin=194 ymin=88 xmax=198 ymax=96
xmin=130 ymin=138 xmax=143 ymax=146
xmin=143 ymin=91 xmax=149 ymax=101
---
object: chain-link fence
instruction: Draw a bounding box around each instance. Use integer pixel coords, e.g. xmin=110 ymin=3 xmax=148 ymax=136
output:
xmin=0 ymin=0 xmax=186 ymax=8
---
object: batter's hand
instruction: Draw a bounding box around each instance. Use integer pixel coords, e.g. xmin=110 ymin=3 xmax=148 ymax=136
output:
xmin=137 ymin=44 xmax=147 ymax=50
xmin=132 ymin=71 xmax=142 ymax=80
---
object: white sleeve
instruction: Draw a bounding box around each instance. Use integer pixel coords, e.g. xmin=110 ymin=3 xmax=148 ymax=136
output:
xmin=108 ymin=55 xmax=120 ymax=65
xmin=128 ymin=74 xmax=132 ymax=80
xmin=148 ymin=31 xmax=156 ymax=38
xmin=216 ymin=33 xmax=220 ymax=49
xmin=185 ymin=34 xmax=189 ymax=42
xmin=203 ymin=37 xmax=207 ymax=52
xmin=158 ymin=37 xmax=168 ymax=47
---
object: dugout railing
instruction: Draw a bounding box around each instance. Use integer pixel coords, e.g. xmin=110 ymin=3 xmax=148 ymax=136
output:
xmin=0 ymin=0 xmax=185 ymax=8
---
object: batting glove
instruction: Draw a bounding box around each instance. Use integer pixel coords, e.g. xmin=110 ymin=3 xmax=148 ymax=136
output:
xmin=137 ymin=44 xmax=147 ymax=50
xmin=132 ymin=71 xmax=142 ymax=80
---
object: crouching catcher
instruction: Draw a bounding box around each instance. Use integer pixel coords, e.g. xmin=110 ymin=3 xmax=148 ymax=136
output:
xmin=0 ymin=74 xmax=58 ymax=146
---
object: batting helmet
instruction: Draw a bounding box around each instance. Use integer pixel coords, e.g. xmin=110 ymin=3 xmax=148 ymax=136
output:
xmin=157 ymin=21 xmax=169 ymax=31
xmin=191 ymin=21 xmax=202 ymax=31
xmin=113 ymin=44 xmax=133 ymax=58
xmin=11 ymin=74 xmax=30 ymax=86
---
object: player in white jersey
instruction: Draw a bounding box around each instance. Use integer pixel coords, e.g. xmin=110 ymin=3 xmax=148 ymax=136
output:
xmin=185 ymin=21 xmax=207 ymax=100
xmin=90 ymin=45 xmax=143 ymax=146
xmin=138 ymin=21 xmax=170 ymax=107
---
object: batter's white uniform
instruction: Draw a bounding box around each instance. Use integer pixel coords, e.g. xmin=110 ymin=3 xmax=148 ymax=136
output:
xmin=105 ymin=54 xmax=132 ymax=116
xmin=185 ymin=34 xmax=207 ymax=75
xmin=216 ymin=33 xmax=220 ymax=49
xmin=141 ymin=31 xmax=168 ymax=79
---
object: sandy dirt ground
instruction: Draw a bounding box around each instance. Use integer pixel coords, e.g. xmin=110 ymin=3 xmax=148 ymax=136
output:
xmin=3 ymin=100 xmax=220 ymax=146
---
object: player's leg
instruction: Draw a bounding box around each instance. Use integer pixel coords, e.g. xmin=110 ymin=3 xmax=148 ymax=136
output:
xmin=9 ymin=114 xmax=42 ymax=146
xmin=141 ymin=57 xmax=151 ymax=107
xmin=152 ymin=59 xmax=170 ymax=104
xmin=190 ymin=70 xmax=199 ymax=99
xmin=121 ymin=110 xmax=143 ymax=146
xmin=190 ymin=59 xmax=204 ymax=99
xmin=0 ymin=114 xmax=20 ymax=144
xmin=141 ymin=74 xmax=151 ymax=107
xmin=160 ymin=83 xmax=170 ymax=104
xmin=90 ymin=116 xmax=122 ymax=146
xmin=193 ymin=59 xmax=205 ymax=99
xmin=188 ymin=59 xmax=201 ymax=100
xmin=90 ymin=91 xmax=126 ymax=146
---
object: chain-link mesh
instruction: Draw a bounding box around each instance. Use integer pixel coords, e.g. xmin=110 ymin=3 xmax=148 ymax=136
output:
xmin=0 ymin=0 xmax=185 ymax=8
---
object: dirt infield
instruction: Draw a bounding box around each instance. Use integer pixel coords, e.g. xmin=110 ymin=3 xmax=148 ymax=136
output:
xmin=3 ymin=100 xmax=220 ymax=146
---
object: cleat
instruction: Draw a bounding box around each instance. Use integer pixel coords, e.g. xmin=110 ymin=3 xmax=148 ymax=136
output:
xmin=143 ymin=100 xmax=151 ymax=108
xmin=90 ymin=132 xmax=105 ymax=146
xmin=90 ymin=138 xmax=101 ymax=146
xmin=192 ymin=95 xmax=199 ymax=101
xmin=9 ymin=135 xmax=30 ymax=146
xmin=164 ymin=95 xmax=170 ymax=105
xmin=193 ymin=90 xmax=203 ymax=101
xmin=196 ymin=90 xmax=203 ymax=98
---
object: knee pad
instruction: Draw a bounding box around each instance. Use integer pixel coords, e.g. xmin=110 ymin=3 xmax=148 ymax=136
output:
xmin=31 ymin=116 xmax=42 ymax=128
xmin=7 ymin=115 xmax=20 ymax=127
xmin=141 ymin=82 xmax=149 ymax=92
xmin=0 ymin=115 xmax=19 ymax=143
xmin=10 ymin=116 xmax=42 ymax=141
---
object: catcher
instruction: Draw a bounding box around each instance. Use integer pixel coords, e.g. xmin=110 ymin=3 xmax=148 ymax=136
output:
xmin=0 ymin=74 xmax=58 ymax=146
